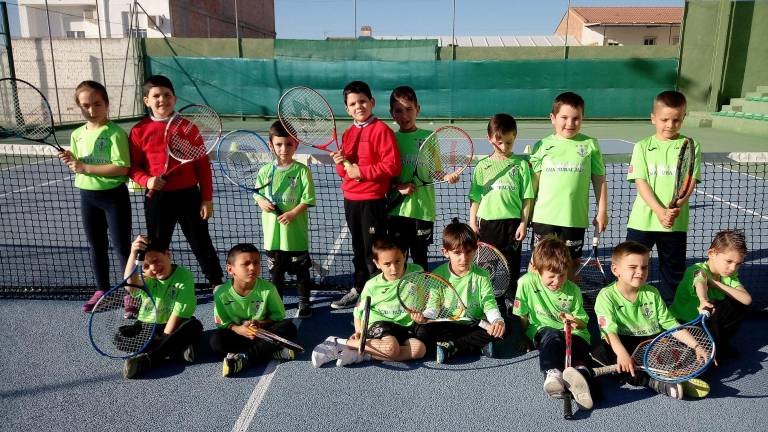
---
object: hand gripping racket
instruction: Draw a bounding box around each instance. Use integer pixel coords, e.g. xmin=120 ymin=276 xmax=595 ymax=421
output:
xmin=0 ymin=77 xmax=64 ymax=151
xmin=668 ymin=137 xmax=695 ymax=209
xmin=359 ymin=296 xmax=372 ymax=355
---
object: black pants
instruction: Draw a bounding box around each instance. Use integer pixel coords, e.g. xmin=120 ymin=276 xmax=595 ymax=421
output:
xmin=80 ymin=184 xmax=132 ymax=291
xmin=144 ymin=185 xmax=223 ymax=285
xmin=707 ymin=296 xmax=748 ymax=351
xmin=388 ymin=215 xmax=434 ymax=271
xmin=209 ymin=319 xmax=298 ymax=361
xmin=478 ymin=218 xmax=523 ymax=300
xmin=534 ymin=327 xmax=592 ymax=372
xmin=115 ymin=317 xmax=203 ymax=364
xmin=415 ymin=322 xmax=495 ymax=357
xmin=344 ymin=198 xmax=387 ymax=290
xmin=626 ymin=229 xmax=687 ymax=300
xmin=267 ymin=250 xmax=312 ymax=302
xmin=532 ymin=223 xmax=586 ymax=260
xmin=591 ymin=334 xmax=655 ymax=386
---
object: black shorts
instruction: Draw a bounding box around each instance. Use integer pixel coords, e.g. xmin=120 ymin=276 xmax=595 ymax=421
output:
xmin=266 ymin=250 xmax=312 ymax=275
xmin=387 ymin=215 xmax=434 ymax=247
xmin=367 ymin=321 xmax=416 ymax=345
xmin=532 ymin=223 xmax=586 ymax=259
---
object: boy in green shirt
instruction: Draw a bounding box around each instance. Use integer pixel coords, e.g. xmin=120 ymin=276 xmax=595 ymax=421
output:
xmin=469 ymin=113 xmax=534 ymax=301
xmin=512 ymin=236 xmax=593 ymax=410
xmin=626 ymin=91 xmax=702 ymax=299
xmin=414 ymin=220 xmax=505 ymax=364
xmin=121 ymin=235 xmax=203 ymax=379
xmin=210 ymin=244 xmax=298 ymax=377
xmin=255 ymin=121 xmax=316 ymax=318
xmin=311 ymin=235 xmax=427 ymax=367
xmin=530 ymin=92 xmax=608 ymax=276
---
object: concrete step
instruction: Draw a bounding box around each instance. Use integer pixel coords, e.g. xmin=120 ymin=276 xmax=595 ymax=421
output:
xmin=686 ymin=111 xmax=713 ymax=128
xmin=755 ymin=85 xmax=768 ymax=93
xmin=745 ymin=91 xmax=768 ymax=98
xmin=711 ymin=115 xmax=768 ymax=136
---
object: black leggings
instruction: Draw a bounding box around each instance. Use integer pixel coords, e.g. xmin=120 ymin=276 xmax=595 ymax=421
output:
xmin=115 ymin=317 xmax=203 ymax=364
xmin=209 ymin=319 xmax=298 ymax=362
xmin=415 ymin=322 xmax=496 ymax=357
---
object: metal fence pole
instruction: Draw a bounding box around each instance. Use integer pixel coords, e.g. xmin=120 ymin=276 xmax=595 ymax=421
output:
xmin=43 ymin=0 xmax=63 ymax=124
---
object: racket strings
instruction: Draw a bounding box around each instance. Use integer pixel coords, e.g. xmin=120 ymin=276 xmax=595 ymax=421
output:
xmin=90 ymin=289 xmax=154 ymax=357
xmin=0 ymin=81 xmax=52 ymax=139
xmin=278 ymin=89 xmax=336 ymax=146
xmin=475 ymin=245 xmax=511 ymax=297
xmin=577 ymin=260 xmax=606 ymax=291
xmin=400 ymin=274 xmax=464 ymax=320
xmin=646 ymin=327 xmax=713 ymax=377
xmin=167 ymin=109 xmax=220 ymax=161
xmin=417 ymin=130 xmax=472 ymax=182
xmin=220 ymin=133 xmax=274 ymax=189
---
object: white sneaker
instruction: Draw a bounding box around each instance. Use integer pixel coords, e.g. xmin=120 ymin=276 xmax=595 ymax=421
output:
xmin=543 ymin=369 xmax=566 ymax=399
xmin=563 ymin=367 xmax=593 ymax=410
xmin=311 ymin=336 xmax=344 ymax=368
xmin=336 ymin=348 xmax=370 ymax=367
xmin=331 ymin=289 xmax=359 ymax=309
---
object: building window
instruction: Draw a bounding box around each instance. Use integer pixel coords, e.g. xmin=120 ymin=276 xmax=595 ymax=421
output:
xmin=66 ymin=30 xmax=85 ymax=38
xmin=122 ymin=12 xmax=148 ymax=38
xmin=643 ymin=37 xmax=657 ymax=46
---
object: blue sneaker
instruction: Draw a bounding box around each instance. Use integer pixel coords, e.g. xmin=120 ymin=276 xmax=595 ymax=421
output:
xmin=481 ymin=341 xmax=495 ymax=358
xmin=436 ymin=342 xmax=457 ymax=364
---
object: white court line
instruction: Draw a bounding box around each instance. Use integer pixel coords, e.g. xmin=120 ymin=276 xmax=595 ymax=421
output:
xmin=705 ymin=161 xmax=765 ymax=181
xmin=321 ymin=225 xmax=350 ymax=274
xmin=231 ymin=360 xmax=278 ymax=432
xmin=0 ymin=175 xmax=73 ymax=199
xmin=695 ymin=189 xmax=768 ymax=221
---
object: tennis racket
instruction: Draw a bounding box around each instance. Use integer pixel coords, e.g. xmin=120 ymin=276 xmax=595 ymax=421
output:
xmin=88 ymin=251 xmax=158 ymax=359
xmin=217 ymin=129 xmax=283 ymax=215
xmin=668 ymin=137 xmax=695 ymax=209
xmin=248 ymin=325 xmax=305 ymax=352
xmin=0 ymin=77 xmax=63 ymax=151
xmin=146 ymin=103 xmax=222 ymax=198
xmin=643 ymin=311 xmax=715 ymax=383
xmin=396 ymin=271 xmax=489 ymax=330
xmin=563 ymin=319 xmax=574 ymax=419
xmin=359 ymin=296 xmax=372 ymax=355
xmin=591 ymin=339 xmax=651 ymax=376
xmin=475 ymin=242 xmax=511 ymax=298
xmin=575 ymin=232 xmax=607 ymax=311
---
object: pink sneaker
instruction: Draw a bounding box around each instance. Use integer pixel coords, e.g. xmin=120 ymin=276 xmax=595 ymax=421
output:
xmin=82 ymin=290 xmax=105 ymax=313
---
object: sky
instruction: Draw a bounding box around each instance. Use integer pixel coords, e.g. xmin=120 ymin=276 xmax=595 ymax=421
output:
xmin=4 ymin=0 xmax=684 ymax=39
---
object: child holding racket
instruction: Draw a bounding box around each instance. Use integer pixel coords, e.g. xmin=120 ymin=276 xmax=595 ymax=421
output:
xmin=58 ymin=81 xmax=133 ymax=314
xmin=468 ymin=113 xmax=534 ymax=302
xmin=257 ymin=121 xmax=316 ymax=318
xmin=211 ymin=243 xmax=298 ymax=377
xmin=330 ymin=81 xmax=401 ymax=309
xmin=592 ymin=241 xmax=701 ymax=399
xmin=121 ymin=235 xmax=203 ymax=379
xmin=512 ymin=236 xmax=593 ymax=409
xmin=414 ymin=219 xmax=505 ymax=363
xmin=669 ymin=230 xmax=752 ymax=359
xmin=529 ymin=92 xmax=607 ymax=276
xmin=128 ymin=75 xmax=223 ymax=290
xmin=311 ymin=235 xmax=427 ymax=367
xmin=626 ymin=90 xmax=701 ymax=299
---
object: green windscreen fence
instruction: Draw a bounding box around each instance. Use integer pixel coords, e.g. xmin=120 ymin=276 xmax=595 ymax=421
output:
xmin=146 ymin=56 xmax=677 ymax=118
xmin=274 ymin=39 xmax=439 ymax=61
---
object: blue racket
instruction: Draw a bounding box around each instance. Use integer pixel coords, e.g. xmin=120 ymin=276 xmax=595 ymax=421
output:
xmin=643 ymin=311 xmax=715 ymax=383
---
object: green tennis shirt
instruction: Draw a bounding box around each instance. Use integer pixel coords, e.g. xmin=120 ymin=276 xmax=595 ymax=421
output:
xmin=594 ymin=282 xmax=679 ymax=338
xmin=512 ymin=271 xmax=590 ymax=343
xmin=469 ymin=155 xmax=534 ymax=220
xmin=69 ymin=121 xmax=130 ymax=190
xmin=213 ymin=279 xmax=286 ymax=329
xmin=134 ymin=265 xmax=197 ymax=324
xmin=669 ymin=262 xmax=742 ymax=322
xmin=388 ymin=128 xmax=436 ymax=222
xmin=353 ymin=263 xmax=424 ymax=328
xmin=256 ymin=161 xmax=316 ymax=251
xmin=530 ymin=134 xmax=605 ymax=228
xmin=627 ymin=135 xmax=702 ymax=232
xmin=432 ymin=263 xmax=501 ymax=323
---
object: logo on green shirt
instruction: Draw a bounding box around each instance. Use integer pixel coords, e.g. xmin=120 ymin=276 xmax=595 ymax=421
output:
xmin=577 ymin=145 xmax=588 ymax=157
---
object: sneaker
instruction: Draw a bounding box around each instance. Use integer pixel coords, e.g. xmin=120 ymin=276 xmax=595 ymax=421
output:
xmin=563 ymin=367 xmax=593 ymax=410
xmin=330 ymin=289 xmax=359 ymax=309
xmin=543 ymin=369 xmax=566 ymax=399
xmin=336 ymin=348 xmax=371 ymax=367
xmin=682 ymin=378 xmax=710 ymax=398
xmin=182 ymin=344 xmax=196 ymax=363
xmin=436 ymin=341 xmax=457 ymax=364
xmin=311 ymin=337 xmax=344 ymax=368
xmin=81 ymin=290 xmax=105 ymax=313
xmin=481 ymin=341 xmax=495 ymax=358
xmin=122 ymin=353 xmax=151 ymax=379
xmin=123 ymin=294 xmax=138 ymax=319
xmin=223 ymin=353 xmax=249 ymax=377
xmin=297 ymin=302 xmax=312 ymax=319
xmin=648 ymin=378 xmax=683 ymax=400
xmin=272 ymin=347 xmax=296 ymax=361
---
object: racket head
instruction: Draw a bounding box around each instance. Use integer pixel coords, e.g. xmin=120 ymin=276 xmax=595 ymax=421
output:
xmin=249 ymin=327 xmax=305 ymax=352
xmin=359 ymin=296 xmax=371 ymax=355
xmin=474 ymin=242 xmax=511 ymax=298
xmin=277 ymin=86 xmax=337 ymax=151
xmin=0 ymin=77 xmax=59 ymax=148
xmin=643 ymin=318 xmax=715 ymax=382
xmin=164 ymin=103 xmax=222 ymax=163
xmin=396 ymin=271 xmax=465 ymax=321
xmin=217 ymin=129 xmax=275 ymax=191
xmin=414 ymin=125 xmax=473 ymax=184
xmin=669 ymin=138 xmax=695 ymax=208
xmin=575 ymin=235 xmax=606 ymax=310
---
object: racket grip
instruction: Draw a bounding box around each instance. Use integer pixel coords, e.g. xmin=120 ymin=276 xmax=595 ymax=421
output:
xmin=478 ymin=320 xmax=491 ymax=330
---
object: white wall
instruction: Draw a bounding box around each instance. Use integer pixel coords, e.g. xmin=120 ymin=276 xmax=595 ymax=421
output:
xmin=583 ymin=25 xmax=681 ymax=46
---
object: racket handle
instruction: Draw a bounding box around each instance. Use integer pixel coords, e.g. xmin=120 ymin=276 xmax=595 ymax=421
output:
xmin=591 ymin=364 xmax=618 ymax=377
xmin=478 ymin=320 xmax=491 ymax=330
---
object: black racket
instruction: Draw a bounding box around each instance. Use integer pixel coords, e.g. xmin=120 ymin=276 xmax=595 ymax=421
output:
xmin=248 ymin=325 xmax=304 ymax=352
xmin=359 ymin=296 xmax=371 ymax=355
xmin=668 ymin=137 xmax=695 ymax=209
xmin=575 ymin=231 xmax=607 ymax=312
xmin=0 ymin=77 xmax=63 ymax=151
xmin=475 ymin=242 xmax=511 ymax=299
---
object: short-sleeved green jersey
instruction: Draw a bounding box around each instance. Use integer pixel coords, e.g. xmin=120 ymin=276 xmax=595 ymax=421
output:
xmin=353 ymin=263 xmax=423 ymax=328
xmin=594 ymin=282 xmax=679 ymax=338
xmin=669 ymin=262 xmax=742 ymax=322
xmin=134 ymin=265 xmax=197 ymax=324
xmin=213 ymin=279 xmax=286 ymax=329
xmin=257 ymin=161 xmax=316 ymax=251
xmin=627 ymin=135 xmax=702 ymax=232
xmin=70 ymin=121 xmax=130 ymax=190
xmin=432 ymin=262 xmax=501 ymax=323
xmin=512 ymin=271 xmax=590 ymax=343
xmin=468 ymin=155 xmax=534 ymax=220
xmin=388 ymin=129 xmax=436 ymax=222
xmin=530 ymin=134 xmax=605 ymax=228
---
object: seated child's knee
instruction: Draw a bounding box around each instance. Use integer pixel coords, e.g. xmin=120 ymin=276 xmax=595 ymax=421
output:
xmin=407 ymin=339 xmax=427 ymax=359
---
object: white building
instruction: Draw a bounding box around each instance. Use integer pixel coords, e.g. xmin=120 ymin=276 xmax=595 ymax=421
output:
xmin=555 ymin=6 xmax=683 ymax=46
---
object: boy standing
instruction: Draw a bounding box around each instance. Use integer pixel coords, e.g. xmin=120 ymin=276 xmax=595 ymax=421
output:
xmin=626 ymin=90 xmax=701 ymax=299
xmin=255 ymin=121 xmax=316 ymax=318
xmin=330 ymin=81 xmax=401 ymax=309
xmin=128 ymin=75 xmax=223 ymax=290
